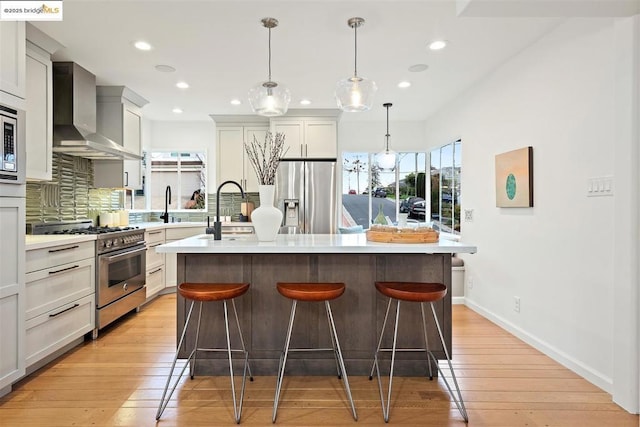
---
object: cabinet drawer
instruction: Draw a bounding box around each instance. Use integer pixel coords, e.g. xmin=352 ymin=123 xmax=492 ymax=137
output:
xmin=26 ymin=241 xmax=94 ymax=273
xmin=165 ymin=227 xmax=205 ymax=240
xmin=25 ymin=293 xmax=94 ymax=368
xmin=145 ymin=228 xmax=165 ymax=245
xmin=25 ymin=258 xmax=95 ymax=320
xmin=146 ymin=265 xmax=165 ymax=298
xmin=146 ymin=242 xmax=165 ymax=269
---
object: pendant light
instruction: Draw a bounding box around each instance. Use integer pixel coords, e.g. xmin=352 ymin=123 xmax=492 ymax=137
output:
xmin=248 ymin=17 xmax=290 ymax=116
xmin=375 ymin=103 xmax=396 ymax=171
xmin=335 ymin=17 xmax=377 ymax=112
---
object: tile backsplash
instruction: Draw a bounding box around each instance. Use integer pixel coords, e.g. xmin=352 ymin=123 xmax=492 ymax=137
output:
xmin=26 ymin=153 xmax=261 ymax=226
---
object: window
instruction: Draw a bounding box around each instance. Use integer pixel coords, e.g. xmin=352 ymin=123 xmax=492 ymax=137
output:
xmin=430 ymin=140 xmax=461 ymax=234
xmin=342 ymin=151 xmax=426 ymax=228
xmin=140 ymin=151 xmax=207 ymax=211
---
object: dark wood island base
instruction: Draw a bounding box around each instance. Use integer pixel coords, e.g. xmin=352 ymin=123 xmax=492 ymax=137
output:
xmin=174 ymin=253 xmax=452 ymax=376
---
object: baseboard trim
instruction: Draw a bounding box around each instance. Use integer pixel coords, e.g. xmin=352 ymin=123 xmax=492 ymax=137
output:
xmin=464 ymin=298 xmax=613 ymax=394
xmin=452 ymin=296 xmax=465 ymax=305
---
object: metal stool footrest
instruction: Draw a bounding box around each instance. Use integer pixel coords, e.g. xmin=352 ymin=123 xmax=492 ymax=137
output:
xmin=370 ymin=298 xmax=468 ymax=423
xmin=272 ymin=299 xmax=358 ymax=423
xmin=156 ymin=298 xmax=253 ymax=424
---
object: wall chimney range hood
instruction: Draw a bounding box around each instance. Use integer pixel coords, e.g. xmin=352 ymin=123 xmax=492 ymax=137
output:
xmin=52 ymin=62 xmax=142 ymax=160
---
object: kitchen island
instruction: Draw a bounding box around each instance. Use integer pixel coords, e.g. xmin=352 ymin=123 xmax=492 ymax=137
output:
xmin=157 ymin=234 xmax=477 ymax=376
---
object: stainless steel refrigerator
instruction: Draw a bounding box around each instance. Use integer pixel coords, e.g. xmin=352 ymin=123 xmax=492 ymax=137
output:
xmin=275 ymin=159 xmax=337 ymax=234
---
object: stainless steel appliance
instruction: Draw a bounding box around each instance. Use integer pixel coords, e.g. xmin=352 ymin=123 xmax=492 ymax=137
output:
xmin=0 ymin=104 xmax=25 ymax=184
xmin=51 ymin=62 xmax=142 ymax=160
xmin=29 ymin=220 xmax=146 ymax=338
xmin=275 ymin=158 xmax=337 ymax=234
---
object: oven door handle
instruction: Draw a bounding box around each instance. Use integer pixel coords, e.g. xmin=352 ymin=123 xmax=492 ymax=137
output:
xmin=104 ymin=245 xmax=147 ymax=262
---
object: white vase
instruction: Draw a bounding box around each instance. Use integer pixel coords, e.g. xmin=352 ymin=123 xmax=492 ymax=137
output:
xmin=252 ymin=185 xmax=283 ymax=242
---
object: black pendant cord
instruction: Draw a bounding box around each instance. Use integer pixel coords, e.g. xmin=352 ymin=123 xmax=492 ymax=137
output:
xmin=384 ymin=103 xmax=392 ymax=151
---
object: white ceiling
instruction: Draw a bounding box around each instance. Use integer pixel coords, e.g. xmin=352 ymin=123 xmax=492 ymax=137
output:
xmin=31 ymin=0 xmax=634 ymax=123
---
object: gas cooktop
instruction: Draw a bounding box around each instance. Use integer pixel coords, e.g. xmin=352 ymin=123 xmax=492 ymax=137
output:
xmin=28 ymin=220 xmax=140 ymax=236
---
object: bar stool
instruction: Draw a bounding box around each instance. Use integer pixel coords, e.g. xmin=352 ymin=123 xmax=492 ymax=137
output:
xmin=369 ymin=281 xmax=468 ymax=423
xmin=156 ymin=282 xmax=253 ymax=424
xmin=272 ymin=282 xmax=357 ymax=423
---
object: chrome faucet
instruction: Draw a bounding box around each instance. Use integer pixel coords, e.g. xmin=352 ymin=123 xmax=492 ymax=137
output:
xmin=215 ymin=180 xmax=245 ymax=240
xmin=160 ymin=185 xmax=171 ymax=223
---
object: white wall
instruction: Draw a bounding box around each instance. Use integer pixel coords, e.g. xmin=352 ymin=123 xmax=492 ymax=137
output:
xmin=145 ymin=120 xmax=216 ymax=190
xmin=338 ymin=120 xmax=426 ymax=153
xmin=423 ymin=17 xmax=638 ymax=412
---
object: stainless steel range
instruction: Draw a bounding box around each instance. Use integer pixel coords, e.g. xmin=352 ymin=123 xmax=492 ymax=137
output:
xmin=29 ymin=220 xmax=146 ymax=338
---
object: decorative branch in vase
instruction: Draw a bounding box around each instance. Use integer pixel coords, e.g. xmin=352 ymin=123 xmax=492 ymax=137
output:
xmin=244 ymin=132 xmax=288 ymax=185
xmin=243 ymin=132 xmax=287 ymax=241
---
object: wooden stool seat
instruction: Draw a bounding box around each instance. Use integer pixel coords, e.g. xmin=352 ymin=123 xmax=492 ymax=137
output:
xmin=375 ymin=281 xmax=447 ymax=303
xmin=277 ymin=282 xmax=345 ymax=302
xmin=178 ymin=282 xmax=250 ymax=302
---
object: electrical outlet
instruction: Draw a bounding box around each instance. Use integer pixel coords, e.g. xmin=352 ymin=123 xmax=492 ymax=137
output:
xmin=514 ymin=296 xmax=520 ymax=313
xmin=467 ymin=276 xmax=473 ymax=289
xmin=464 ymin=209 xmax=474 ymax=222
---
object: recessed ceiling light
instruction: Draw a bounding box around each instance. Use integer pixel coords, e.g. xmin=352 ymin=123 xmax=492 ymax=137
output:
xmin=155 ymin=64 xmax=176 ymax=73
xmin=408 ymin=64 xmax=429 ymax=72
xmin=176 ymin=82 xmax=189 ymax=89
xmin=134 ymin=41 xmax=152 ymax=51
xmin=172 ymin=108 xmax=183 ymax=114
xmin=300 ymin=99 xmax=312 ymax=105
xmin=230 ymin=99 xmax=242 ymax=105
xmin=398 ymin=81 xmax=411 ymax=88
xmin=429 ymin=40 xmax=447 ymax=50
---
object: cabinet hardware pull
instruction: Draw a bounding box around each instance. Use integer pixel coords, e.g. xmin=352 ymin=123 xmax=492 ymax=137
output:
xmin=49 ymin=265 xmax=80 ymax=275
xmin=125 ymin=171 xmax=129 ymax=187
xmin=149 ymin=267 xmax=162 ymax=275
xmin=148 ymin=231 xmax=162 ymax=235
xmin=48 ymin=245 xmax=79 ymax=253
xmin=49 ymin=303 xmax=80 ymax=317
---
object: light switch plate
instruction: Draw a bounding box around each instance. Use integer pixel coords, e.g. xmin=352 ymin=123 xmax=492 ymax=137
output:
xmin=587 ymin=175 xmax=614 ymax=197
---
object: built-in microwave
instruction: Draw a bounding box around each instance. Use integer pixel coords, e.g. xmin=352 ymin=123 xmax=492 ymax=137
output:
xmin=0 ymin=104 xmax=24 ymax=184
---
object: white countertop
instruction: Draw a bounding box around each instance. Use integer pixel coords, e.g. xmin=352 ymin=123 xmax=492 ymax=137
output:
xmin=25 ymin=234 xmax=97 ymax=251
xmin=156 ymin=233 xmax=477 ymax=254
xmin=132 ymin=221 xmax=253 ymax=230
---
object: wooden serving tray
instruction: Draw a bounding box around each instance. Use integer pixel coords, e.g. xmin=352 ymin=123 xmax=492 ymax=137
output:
xmin=366 ymin=226 xmax=439 ymax=243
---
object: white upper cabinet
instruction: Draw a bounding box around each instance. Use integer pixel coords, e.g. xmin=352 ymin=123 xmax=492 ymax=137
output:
xmin=24 ymin=25 xmax=63 ymax=181
xmin=216 ymin=125 xmax=268 ymax=193
xmin=93 ymin=86 xmax=148 ymax=189
xmin=270 ymin=111 xmax=340 ymax=159
xmin=0 ymin=22 xmax=26 ymax=101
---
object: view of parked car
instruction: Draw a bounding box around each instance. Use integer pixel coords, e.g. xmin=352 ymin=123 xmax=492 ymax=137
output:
xmin=400 ymin=196 xmax=424 ymax=213
xmin=348 ymin=189 xmax=356 ymax=195
xmin=408 ymin=200 xmax=426 ymax=219
xmin=373 ymin=188 xmax=387 ymax=198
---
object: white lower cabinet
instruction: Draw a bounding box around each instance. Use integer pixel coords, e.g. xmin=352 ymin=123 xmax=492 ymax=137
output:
xmin=145 ymin=229 xmax=165 ymax=299
xmin=0 ymin=197 xmax=25 ymax=394
xmin=25 ymin=294 xmax=94 ymax=367
xmin=25 ymin=241 xmax=95 ymax=369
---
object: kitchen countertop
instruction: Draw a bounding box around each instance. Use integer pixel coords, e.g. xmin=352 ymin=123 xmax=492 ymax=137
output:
xmin=24 ymin=222 xmax=254 ymax=250
xmin=131 ymin=221 xmax=253 ymax=230
xmin=156 ymin=233 xmax=477 ymax=254
xmin=25 ymin=234 xmax=97 ymax=251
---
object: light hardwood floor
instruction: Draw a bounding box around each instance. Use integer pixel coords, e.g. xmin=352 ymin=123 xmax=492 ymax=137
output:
xmin=1 ymin=294 xmax=637 ymax=426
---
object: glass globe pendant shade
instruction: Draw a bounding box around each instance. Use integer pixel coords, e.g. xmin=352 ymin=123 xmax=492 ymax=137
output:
xmin=248 ymin=80 xmax=291 ymax=117
xmin=335 ymin=76 xmax=377 ymax=112
xmin=376 ymin=145 xmax=396 ymax=172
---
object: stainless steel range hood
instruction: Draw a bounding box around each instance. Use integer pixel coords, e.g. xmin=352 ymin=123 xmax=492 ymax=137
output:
xmin=52 ymin=62 xmax=142 ymax=160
